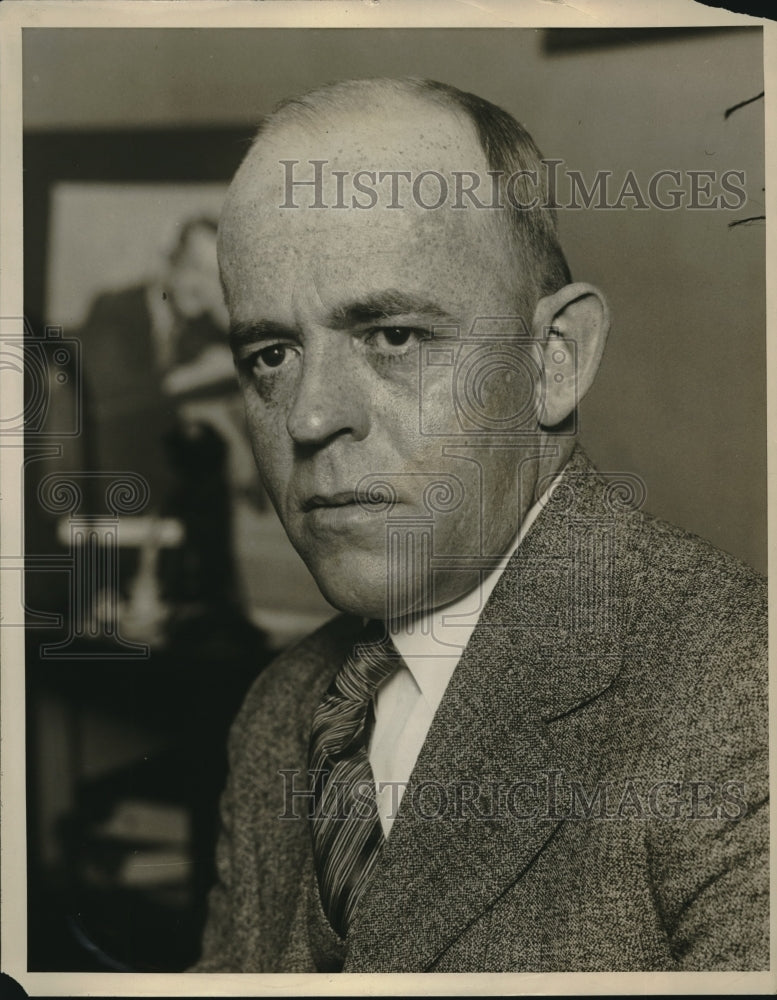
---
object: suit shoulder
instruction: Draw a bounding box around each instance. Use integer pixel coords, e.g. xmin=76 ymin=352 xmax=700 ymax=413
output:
xmin=228 ymin=613 xmax=361 ymax=751
xmin=616 ymin=506 xmax=766 ymax=703
xmin=619 ymin=505 xmax=764 ymax=615
xmin=559 ymin=450 xmax=764 ymax=630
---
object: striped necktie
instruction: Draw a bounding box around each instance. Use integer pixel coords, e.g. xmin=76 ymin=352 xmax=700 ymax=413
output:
xmin=308 ymin=620 xmax=402 ymax=938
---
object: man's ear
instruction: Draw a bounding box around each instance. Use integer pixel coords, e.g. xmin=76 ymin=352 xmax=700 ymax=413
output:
xmin=532 ymin=282 xmax=610 ymax=428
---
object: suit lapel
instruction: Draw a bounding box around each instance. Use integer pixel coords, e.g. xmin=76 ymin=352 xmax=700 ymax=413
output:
xmin=345 ymin=447 xmax=630 ymax=971
xmin=345 ymin=625 xmax=565 ymax=972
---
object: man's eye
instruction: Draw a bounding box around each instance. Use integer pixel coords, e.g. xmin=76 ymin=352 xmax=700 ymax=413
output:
xmin=254 ymin=344 xmax=290 ymax=370
xmin=369 ymin=327 xmax=428 ymax=353
xmin=382 ymin=328 xmax=413 ymax=347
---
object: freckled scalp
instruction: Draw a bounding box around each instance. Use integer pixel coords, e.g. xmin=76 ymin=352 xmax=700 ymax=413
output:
xmin=240 ymin=77 xmax=571 ymax=298
xmin=218 ymin=77 xmax=571 ymax=327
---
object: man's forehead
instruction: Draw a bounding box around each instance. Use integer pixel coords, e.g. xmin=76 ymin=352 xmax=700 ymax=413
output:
xmin=217 ymin=93 xmax=524 ymax=319
xmin=219 ymin=98 xmax=492 ymax=239
xmin=219 ymin=192 xmax=514 ymax=324
xmin=219 ymin=106 xmax=508 ymax=265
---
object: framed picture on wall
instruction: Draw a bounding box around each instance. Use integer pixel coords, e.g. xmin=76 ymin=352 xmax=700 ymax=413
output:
xmin=24 ymin=128 xmax=336 ymax=651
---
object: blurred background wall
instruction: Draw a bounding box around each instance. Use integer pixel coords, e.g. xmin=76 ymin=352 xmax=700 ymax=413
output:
xmin=24 ymin=25 xmax=766 ymax=573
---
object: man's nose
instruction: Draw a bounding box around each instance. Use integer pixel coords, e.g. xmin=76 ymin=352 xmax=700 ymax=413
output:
xmin=285 ymin=339 xmax=370 ymax=446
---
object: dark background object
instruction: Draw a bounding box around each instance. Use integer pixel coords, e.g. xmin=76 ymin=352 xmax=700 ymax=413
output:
xmin=26 ymin=413 xmax=271 ymax=972
xmin=24 ymin=125 xmax=273 ymax=971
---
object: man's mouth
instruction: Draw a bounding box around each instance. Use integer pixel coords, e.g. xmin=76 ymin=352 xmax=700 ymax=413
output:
xmin=303 ymin=492 xmax=359 ymax=512
xmin=301 ymin=490 xmax=394 ymax=513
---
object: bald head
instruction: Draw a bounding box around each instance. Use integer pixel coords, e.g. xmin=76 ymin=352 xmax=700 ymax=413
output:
xmin=219 ymin=77 xmax=570 ymax=322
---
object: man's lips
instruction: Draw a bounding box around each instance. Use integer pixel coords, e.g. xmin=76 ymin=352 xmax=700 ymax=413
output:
xmin=301 ymin=490 xmax=395 ymax=513
xmin=302 ymin=491 xmax=357 ymax=511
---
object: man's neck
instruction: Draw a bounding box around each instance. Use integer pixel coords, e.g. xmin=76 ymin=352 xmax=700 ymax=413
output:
xmin=390 ymin=457 xmax=569 ymax=660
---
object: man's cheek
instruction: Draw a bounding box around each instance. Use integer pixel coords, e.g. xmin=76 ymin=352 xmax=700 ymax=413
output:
xmin=257 ymin=454 xmax=290 ymax=500
xmin=246 ymin=436 xmax=291 ymax=507
xmin=244 ymin=395 xmax=289 ymax=452
xmin=417 ymin=365 xmax=462 ymax=438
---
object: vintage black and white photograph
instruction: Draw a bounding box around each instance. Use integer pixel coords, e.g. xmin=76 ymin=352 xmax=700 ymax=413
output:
xmin=0 ymin=1 xmax=772 ymax=995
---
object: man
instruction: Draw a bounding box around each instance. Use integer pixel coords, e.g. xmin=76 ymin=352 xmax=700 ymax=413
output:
xmin=192 ymin=78 xmax=768 ymax=972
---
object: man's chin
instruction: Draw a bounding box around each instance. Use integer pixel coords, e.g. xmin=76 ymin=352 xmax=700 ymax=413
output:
xmin=312 ymin=574 xmax=391 ymax=622
xmin=306 ymin=562 xmax=426 ymax=623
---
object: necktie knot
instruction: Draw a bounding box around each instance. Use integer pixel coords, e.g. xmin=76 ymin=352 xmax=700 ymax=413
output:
xmin=311 ymin=624 xmax=401 ymax=764
xmin=331 ymin=625 xmax=403 ymax=706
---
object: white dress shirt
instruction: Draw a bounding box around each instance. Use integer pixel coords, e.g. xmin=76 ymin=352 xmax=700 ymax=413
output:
xmin=369 ymin=472 xmax=563 ymax=835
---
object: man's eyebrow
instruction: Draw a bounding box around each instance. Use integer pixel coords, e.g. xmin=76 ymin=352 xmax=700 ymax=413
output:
xmin=229 ymin=320 xmax=294 ymax=353
xmin=328 ymin=291 xmax=455 ymax=329
xmin=228 ymin=292 xmax=455 ymax=351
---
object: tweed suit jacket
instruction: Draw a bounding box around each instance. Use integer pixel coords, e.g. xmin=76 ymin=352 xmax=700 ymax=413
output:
xmin=192 ymin=447 xmax=768 ymax=972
